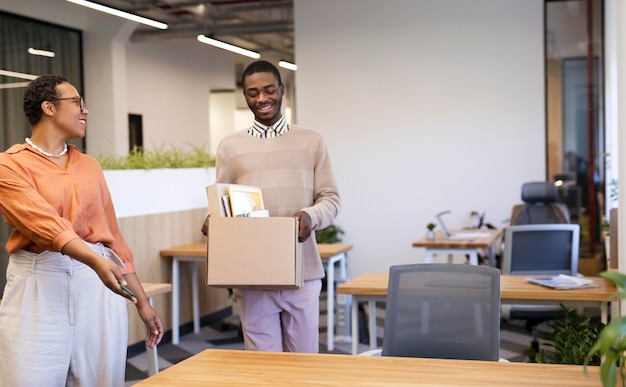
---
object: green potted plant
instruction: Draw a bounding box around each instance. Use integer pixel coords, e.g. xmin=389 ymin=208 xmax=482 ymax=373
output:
xmin=526 ymin=304 xmax=603 ymax=365
xmin=315 ymin=224 xmax=345 ymax=244
xmin=426 ymin=223 xmax=436 ymax=240
xmin=585 ymin=271 xmax=626 ymax=387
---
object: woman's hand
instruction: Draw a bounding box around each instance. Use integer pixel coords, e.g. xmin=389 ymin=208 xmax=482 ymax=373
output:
xmin=137 ymin=304 xmax=165 ymax=349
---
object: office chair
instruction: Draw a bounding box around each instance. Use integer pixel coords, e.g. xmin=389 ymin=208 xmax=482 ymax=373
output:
xmin=501 ymin=224 xmax=580 ymax=351
xmin=376 ymin=263 xmax=501 ymax=361
xmin=510 ymin=181 xmax=570 ymax=225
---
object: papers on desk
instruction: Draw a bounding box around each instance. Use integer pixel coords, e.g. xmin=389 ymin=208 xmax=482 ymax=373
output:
xmin=526 ymin=274 xmax=598 ymax=290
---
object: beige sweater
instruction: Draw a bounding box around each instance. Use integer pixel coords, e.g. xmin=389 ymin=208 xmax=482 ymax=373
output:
xmin=216 ymin=125 xmax=341 ymax=281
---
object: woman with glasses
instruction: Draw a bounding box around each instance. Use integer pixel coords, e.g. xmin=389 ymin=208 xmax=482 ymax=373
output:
xmin=0 ymin=74 xmax=163 ymax=386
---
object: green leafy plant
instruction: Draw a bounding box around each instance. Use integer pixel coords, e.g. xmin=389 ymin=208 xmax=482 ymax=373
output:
xmin=426 ymin=223 xmax=436 ymax=231
xmin=527 ymin=304 xmax=604 ymax=366
xmin=585 ymin=271 xmax=626 ymax=387
xmin=315 ymin=224 xmax=345 ymax=244
xmin=96 ymin=145 xmax=215 ymax=170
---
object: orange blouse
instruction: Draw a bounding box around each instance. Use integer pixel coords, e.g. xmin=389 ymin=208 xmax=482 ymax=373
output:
xmin=0 ymin=144 xmax=135 ymax=274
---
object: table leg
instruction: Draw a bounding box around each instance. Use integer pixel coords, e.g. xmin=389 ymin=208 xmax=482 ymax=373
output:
xmin=368 ymin=300 xmax=377 ymax=350
xmin=326 ymin=256 xmax=336 ymax=352
xmin=424 ymin=251 xmax=434 ymax=263
xmin=487 ymin=243 xmax=496 ymax=267
xmin=172 ymin=257 xmax=180 ymax=345
xmin=192 ymin=262 xmax=200 ymax=334
xmin=351 ymin=298 xmax=359 ymax=355
xmin=468 ymin=251 xmax=479 ymax=265
xmin=146 ymin=296 xmax=159 ymax=375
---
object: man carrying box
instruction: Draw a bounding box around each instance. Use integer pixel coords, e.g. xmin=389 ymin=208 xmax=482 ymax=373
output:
xmin=202 ymin=60 xmax=340 ymax=353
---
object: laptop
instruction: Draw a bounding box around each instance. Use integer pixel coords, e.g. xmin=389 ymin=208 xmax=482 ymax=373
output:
xmin=435 ymin=211 xmax=491 ymax=241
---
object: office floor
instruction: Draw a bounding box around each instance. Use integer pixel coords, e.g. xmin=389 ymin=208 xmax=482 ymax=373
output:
xmin=124 ymin=292 xmax=558 ymax=386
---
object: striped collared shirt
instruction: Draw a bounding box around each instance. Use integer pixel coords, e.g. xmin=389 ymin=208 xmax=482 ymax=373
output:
xmin=247 ymin=116 xmax=290 ymax=138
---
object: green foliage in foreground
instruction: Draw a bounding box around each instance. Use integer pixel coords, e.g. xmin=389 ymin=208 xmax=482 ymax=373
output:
xmin=585 ymin=271 xmax=626 ymax=387
xmin=97 ymin=145 xmax=215 ymax=170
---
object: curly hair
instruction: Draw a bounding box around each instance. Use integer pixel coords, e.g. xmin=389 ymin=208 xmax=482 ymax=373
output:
xmin=241 ymin=60 xmax=282 ymax=88
xmin=23 ymin=74 xmax=68 ymax=126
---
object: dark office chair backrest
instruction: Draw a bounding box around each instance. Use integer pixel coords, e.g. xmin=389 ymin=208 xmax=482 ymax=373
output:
xmin=510 ymin=182 xmax=570 ymax=225
xmin=501 ymin=224 xmax=580 ymax=276
xmin=382 ymin=263 xmax=501 ymax=361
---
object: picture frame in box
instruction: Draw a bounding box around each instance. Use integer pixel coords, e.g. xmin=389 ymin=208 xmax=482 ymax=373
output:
xmin=228 ymin=185 xmax=264 ymax=217
xmin=206 ymin=217 xmax=302 ymax=289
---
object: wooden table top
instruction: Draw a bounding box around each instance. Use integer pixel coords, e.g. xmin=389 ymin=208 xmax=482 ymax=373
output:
xmin=141 ymin=282 xmax=172 ymax=298
xmin=135 ymin=348 xmax=602 ymax=386
xmin=160 ymin=242 xmax=207 ymax=258
xmin=337 ymin=273 xmax=617 ymax=302
xmin=317 ymin=243 xmax=353 ymax=258
xmin=160 ymin=242 xmax=352 ymax=260
xmin=412 ymin=229 xmax=502 ymax=249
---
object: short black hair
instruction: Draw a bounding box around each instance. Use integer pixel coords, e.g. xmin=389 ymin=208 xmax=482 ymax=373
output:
xmin=241 ymin=60 xmax=282 ymax=87
xmin=23 ymin=74 xmax=68 ymax=126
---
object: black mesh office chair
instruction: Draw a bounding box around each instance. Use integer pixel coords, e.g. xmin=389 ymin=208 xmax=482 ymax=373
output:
xmin=379 ymin=263 xmax=501 ymax=361
xmin=501 ymin=224 xmax=580 ymax=351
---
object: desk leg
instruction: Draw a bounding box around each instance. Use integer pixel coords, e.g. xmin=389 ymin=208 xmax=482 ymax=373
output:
xmin=468 ymin=251 xmax=479 ymax=266
xmin=424 ymin=251 xmax=434 ymax=263
xmin=146 ymin=296 xmax=159 ymax=376
xmin=368 ymin=300 xmax=377 ymax=351
xmin=487 ymin=244 xmax=496 ymax=267
xmin=351 ymin=299 xmax=359 ymax=355
xmin=192 ymin=262 xmax=200 ymax=334
xmin=326 ymin=256 xmax=336 ymax=352
xmin=172 ymin=257 xmax=180 ymax=345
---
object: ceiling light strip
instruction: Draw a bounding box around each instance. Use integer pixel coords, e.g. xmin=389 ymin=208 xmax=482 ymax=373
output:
xmin=197 ymin=35 xmax=260 ymax=59
xmin=66 ymin=0 xmax=168 ymax=30
xmin=278 ymin=61 xmax=297 ymax=71
xmin=0 ymin=70 xmax=39 ymax=80
xmin=28 ymin=48 xmax=56 ymax=58
xmin=0 ymin=82 xmax=32 ymax=90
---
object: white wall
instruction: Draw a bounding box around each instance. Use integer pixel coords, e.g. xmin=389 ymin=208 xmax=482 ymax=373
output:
xmin=125 ymin=39 xmax=234 ymax=153
xmin=294 ymin=0 xmax=545 ymax=278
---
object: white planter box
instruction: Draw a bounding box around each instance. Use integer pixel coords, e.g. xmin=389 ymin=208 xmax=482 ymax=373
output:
xmin=104 ymin=168 xmax=216 ymax=218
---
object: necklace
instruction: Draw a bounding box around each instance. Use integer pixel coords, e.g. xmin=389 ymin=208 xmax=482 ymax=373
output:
xmin=25 ymin=137 xmax=68 ymax=158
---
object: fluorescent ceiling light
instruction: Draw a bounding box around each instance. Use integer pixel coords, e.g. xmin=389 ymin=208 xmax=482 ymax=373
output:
xmin=0 ymin=82 xmax=31 ymax=90
xmin=0 ymin=70 xmax=39 ymax=80
xmin=197 ymin=35 xmax=260 ymax=59
xmin=278 ymin=61 xmax=297 ymax=71
xmin=28 ymin=48 xmax=56 ymax=58
xmin=66 ymin=0 xmax=168 ymax=29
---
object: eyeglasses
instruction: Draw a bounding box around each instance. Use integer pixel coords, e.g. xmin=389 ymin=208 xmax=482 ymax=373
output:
xmin=53 ymin=97 xmax=86 ymax=112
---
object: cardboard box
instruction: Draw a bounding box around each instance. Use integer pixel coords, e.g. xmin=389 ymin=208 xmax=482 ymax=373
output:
xmin=206 ymin=217 xmax=303 ymax=289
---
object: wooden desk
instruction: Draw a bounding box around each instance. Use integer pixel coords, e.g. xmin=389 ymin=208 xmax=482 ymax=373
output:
xmin=135 ymin=348 xmax=602 ymax=386
xmin=412 ymin=229 xmax=502 ymax=266
xmin=338 ymin=273 xmax=617 ymax=355
xmin=160 ymin=242 xmax=352 ymax=349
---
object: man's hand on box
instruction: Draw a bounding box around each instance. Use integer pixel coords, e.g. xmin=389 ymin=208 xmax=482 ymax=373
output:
xmin=296 ymin=211 xmax=312 ymax=243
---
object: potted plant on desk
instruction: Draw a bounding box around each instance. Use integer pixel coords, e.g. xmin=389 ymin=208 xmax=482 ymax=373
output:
xmin=426 ymin=223 xmax=436 ymax=240
xmin=585 ymin=271 xmax=626 ymax=387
